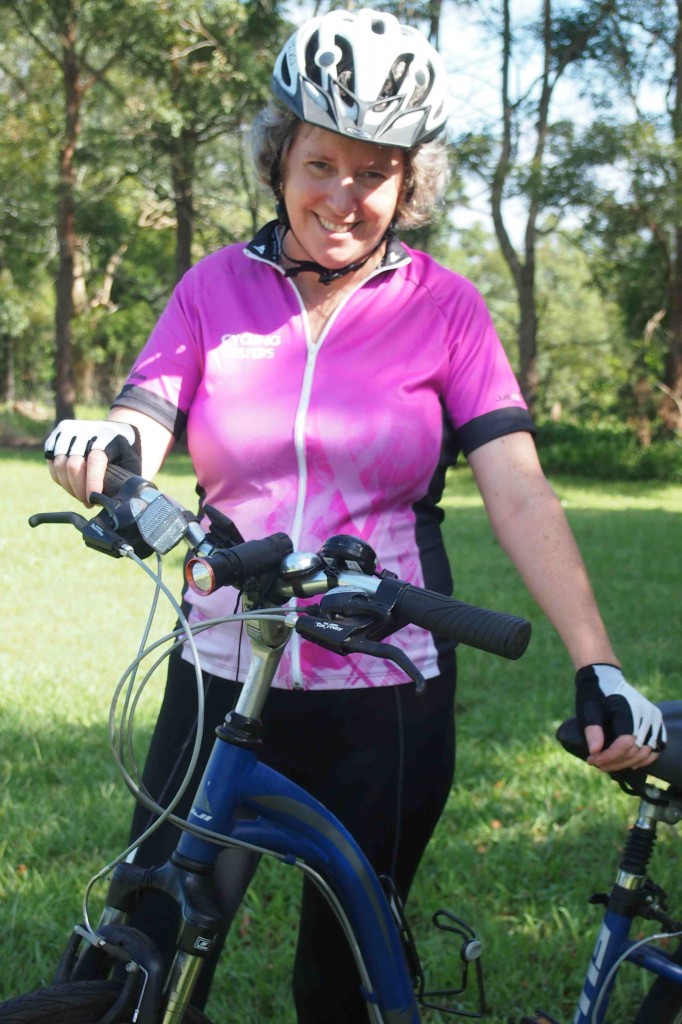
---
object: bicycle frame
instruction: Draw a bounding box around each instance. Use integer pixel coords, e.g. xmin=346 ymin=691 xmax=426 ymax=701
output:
xmin=26 ymin=482 xmax=682 ymax=1024
xmin=569 ymin=785 xmax=682 ymax=1024
xmin=68 ymin=608 xmax=682 ymax=1024
xmin=524 ymin=717 xmax=682 ymax=1024
xmin=89 ymin=646 xmax=682 ymax=1024
xmin=572 ymin=908 xmax=682 ymax=1024
xmin=86 ymin=610 xmax=424 ymax=1024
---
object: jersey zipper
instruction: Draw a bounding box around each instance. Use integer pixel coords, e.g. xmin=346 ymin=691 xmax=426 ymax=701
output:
xmin=244 ymin=253 xmax=406 ymax=689
xmin=288 ymin=289 xmax=322 ymax=689
xmin=285 ymin=267 xmax=392 ymax=688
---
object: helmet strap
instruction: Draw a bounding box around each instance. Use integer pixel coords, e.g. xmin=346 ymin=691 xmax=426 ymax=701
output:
xmin=275 ymin=194 xmax=288 ymax=228
xmin=278 ymin=224 xmax=394 ymax=287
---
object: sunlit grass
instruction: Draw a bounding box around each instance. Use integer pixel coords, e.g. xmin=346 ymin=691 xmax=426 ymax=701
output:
xmin=1 ymin=452 xmax=681 ymax=1021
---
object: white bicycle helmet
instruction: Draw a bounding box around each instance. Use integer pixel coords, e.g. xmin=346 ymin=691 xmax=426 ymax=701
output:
xmin=272 ymin=8 xmax=448 ymax=148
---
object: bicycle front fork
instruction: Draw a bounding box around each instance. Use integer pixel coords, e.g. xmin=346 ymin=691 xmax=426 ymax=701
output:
xmin=521 ymin=783 xmax=682 ymax=1024
xmin=54 ymin=855 xmax=225 ymax=1024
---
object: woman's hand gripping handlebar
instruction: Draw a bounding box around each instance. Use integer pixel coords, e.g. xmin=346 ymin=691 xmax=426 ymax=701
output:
xmin=30 ymin=464 xmax=206 ymax=560
xmin=31 ymin=462 xmax=293 ymax=576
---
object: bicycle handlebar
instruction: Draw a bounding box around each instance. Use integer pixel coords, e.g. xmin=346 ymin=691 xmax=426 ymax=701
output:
xmin=391 ymin=584 xmax=530 ymax=661
xmin=187 ymin=545 xmax=530 ymax=660
xmin=102 ymin=461 xmax=136 ymax=498
xmin=33 ymin=464 xmax=531 ymax=666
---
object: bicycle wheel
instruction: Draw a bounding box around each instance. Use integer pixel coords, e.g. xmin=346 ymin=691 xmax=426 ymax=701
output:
xmin=0 ymin=980 xmax=213 ymax=1024
xmin=633 ymin=944 xmax=682 ymax=1024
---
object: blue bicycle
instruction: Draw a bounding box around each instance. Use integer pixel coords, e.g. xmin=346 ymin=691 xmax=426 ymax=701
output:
xmin=1 ymin=468 xmax=681 ymax=1024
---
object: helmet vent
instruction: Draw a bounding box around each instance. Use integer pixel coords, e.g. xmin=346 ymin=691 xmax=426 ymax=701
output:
xmin=334 ymin=35 xmax=355 ymax=105
xmin=411 ymin=63 xmax=434 ymax=107
xmin=305 ymin=30 xmax=323 ymax=83
xmin=383 ymin=55 xmax=412 ymax=99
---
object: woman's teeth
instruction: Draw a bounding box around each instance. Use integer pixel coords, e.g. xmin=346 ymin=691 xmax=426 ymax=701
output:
xmin=319 ymin=217 xmax=354 ymax=233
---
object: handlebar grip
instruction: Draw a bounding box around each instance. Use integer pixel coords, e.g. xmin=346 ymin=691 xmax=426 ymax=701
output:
xmin=102 ymin=463 xmax=137 ymax=497
xmin=186 ymin=533 xmax=294 ymax=595
xmin=393 ymin=585 xmax=531 ymax=661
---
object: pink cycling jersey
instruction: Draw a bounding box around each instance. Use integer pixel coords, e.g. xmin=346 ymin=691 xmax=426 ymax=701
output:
xmin=113 ymin=223 xmax=533 ymax=690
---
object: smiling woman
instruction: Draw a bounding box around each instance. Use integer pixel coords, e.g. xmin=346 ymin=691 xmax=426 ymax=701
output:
xmin=251 ymin=102 xmax=449 ymax=235
xmin=40 ymin=7 xmax=665 ymax=1024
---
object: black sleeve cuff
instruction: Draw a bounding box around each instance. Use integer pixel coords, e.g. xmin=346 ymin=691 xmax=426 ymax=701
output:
xmin=111 ymin=384 xmax=188 ymax=441
xmin=457 ymin=407 xmax=536 ymax=457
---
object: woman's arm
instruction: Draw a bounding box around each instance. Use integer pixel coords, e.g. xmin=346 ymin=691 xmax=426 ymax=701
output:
xmin=468 ymin=432 xmax=613 ymax=667
xmin=467 ymin=430 xmax=661 ymax=772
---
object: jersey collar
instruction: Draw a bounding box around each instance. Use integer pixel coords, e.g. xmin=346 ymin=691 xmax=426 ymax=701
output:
xmin=244 ymin=220 xmax=411 ymax=275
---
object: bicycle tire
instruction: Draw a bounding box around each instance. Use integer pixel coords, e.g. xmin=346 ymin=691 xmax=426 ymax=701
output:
xmin=633 ymin=944 xmax=682 ymax=1024
xmin=0 ymin=980 xmax=213 ymax=1024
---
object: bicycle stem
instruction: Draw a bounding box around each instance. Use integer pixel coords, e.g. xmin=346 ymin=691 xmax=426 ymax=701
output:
xmin=232 ymin=601 xmax=294 ymax=720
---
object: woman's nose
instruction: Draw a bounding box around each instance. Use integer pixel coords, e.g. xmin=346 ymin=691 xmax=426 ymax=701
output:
xmin=325 ymin=176 xmax=358 ymax=215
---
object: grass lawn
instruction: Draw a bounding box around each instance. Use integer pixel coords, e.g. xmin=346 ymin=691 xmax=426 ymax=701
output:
xmin=1 ymin=449 xmax=681 ymax=1022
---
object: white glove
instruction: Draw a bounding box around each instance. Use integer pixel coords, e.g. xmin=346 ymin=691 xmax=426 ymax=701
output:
xmin=575 ymin=663 xmax=666 ymax=751
xmin=44 ymin=419 xmax=138 ymax=462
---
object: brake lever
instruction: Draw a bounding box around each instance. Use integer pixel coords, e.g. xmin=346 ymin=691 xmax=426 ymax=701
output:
xmin=29 ymin=509 xmax=131 ymax=558
xmin=30 ymin=476 xmax=201 ymax=563
xmin=29 ymin=511 xmax=89 ymax=530
xmin=294 ymin=612 xmax=426 ymax=693
xmin=342 ymin=636 xmax=426 ymax=694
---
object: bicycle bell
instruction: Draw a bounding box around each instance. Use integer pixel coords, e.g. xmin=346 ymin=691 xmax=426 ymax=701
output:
xmin=318 ymin=535 xmax=378 ymax=575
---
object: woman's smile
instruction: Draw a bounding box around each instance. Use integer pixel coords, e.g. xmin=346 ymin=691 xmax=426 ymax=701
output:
xmin=316 ymin=215 xmax=357 ymax=235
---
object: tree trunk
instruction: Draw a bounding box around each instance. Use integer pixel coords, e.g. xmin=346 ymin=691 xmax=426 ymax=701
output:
xmin=171 ymin=126 xmax=197 ymax=284
xmin=427 ymin=0 xmax=442 ymax=47
xmin=2 ymin=333 xmax=15 ymax=404
xmin=665 ymin=230 xmax=682 ymax=380
xmin=518 ymin=262 xmax=539 ymax=404
xmin=490 ymin=0 xmax=615 ymax=414
xmin=54 ymin=19 xmax=81 ymax=422
xmin=662 ymin=0 xmax=682 ymax=428
xmin=491 ymin=0 xmax=541 ymax=409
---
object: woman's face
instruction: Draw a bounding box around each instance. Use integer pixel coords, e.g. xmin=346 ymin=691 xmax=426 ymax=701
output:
xmin=280 ymin=124 xmax=404 ymax=271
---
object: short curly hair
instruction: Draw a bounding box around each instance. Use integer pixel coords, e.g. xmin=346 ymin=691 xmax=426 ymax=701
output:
xmin=250 ymin=102 xmax=449 ymax=231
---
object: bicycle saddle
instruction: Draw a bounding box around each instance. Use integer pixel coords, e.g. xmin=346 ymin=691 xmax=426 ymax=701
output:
xmin=557 ymin=701 xmax=682 ymax=792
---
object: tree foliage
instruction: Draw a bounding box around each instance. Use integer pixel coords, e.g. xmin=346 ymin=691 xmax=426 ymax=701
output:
xmin=576 ymin=0 xmax=682 ymax=434
xmin=0 ymin=0 xmax=290 ymax=419
xmin=0 ymin=0 xmax=680 ymax=448
xmin=444 ymin=0 xmax=682 ymax=439
xmin=451 ymin=0 xmax=621 ymax=411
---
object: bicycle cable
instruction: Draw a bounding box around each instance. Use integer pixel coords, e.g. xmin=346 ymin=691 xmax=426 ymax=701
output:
xmin=81 ymin=546 xmax=204 ymax=932
xmin=81 ymin=547 xmax=295 ymax=932
xmin=589 ymin=927 xmax=682 ymax=1023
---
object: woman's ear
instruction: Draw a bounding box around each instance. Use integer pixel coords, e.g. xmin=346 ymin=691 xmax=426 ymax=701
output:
xmin=397 ymin=174 xmax=415 ymax=223
xmin=269 ymin=156 xmax=282 ymax=196
xmin=275 ymin=197 xmax=289 ymax=225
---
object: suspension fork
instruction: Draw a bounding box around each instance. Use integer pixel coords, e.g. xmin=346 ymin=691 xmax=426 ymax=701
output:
xmin=572 ymin=789 xmax=665 ymax=1024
